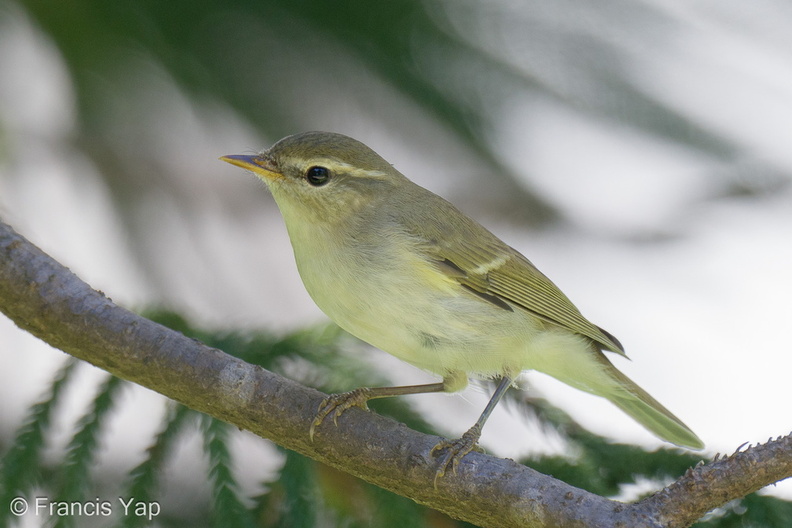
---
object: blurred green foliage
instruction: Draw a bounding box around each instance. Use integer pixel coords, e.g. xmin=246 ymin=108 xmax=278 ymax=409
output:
xmin=1 ymin=311 xmax=790 ymax=527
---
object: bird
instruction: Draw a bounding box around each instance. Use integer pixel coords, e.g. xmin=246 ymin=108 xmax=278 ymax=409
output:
xmin=220 ymin=131 xmax=703 ymax=480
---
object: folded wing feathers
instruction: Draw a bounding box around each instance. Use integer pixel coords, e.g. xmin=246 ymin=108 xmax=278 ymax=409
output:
xmin=436 ymin=242 xmax=625 ymax=355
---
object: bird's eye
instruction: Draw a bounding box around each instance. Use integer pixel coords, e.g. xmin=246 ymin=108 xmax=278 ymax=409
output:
xmin=305 ymin=166 xmax=331 ymax=186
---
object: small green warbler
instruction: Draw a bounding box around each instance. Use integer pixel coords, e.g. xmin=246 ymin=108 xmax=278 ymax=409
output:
xmin=221 ymin=131 xmax=703 ymax=478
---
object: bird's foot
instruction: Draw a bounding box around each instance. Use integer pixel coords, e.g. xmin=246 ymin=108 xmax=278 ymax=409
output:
xmin=309 ymin=388 xmax=372 ymax=440
xmin=430 ymin=425 xmax=483 ymax=487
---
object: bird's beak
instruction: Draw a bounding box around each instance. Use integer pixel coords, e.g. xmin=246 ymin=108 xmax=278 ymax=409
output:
xmin=219 ymin=154 xmax=282 ymax=180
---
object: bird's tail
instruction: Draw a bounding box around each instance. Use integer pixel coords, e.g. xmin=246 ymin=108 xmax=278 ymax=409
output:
xmin=596 ymin=351 xmax=704 ymax=449
xmin=538 ymin=345 xmax=704 ymax=449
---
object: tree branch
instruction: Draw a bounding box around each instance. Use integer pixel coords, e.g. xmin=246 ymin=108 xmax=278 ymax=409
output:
xmin=1 ymin=218 xmax=789 ymax=527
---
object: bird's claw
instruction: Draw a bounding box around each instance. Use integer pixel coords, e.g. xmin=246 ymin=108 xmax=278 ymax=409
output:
xmin=309 ymin=388 xmax=372 ymax=441
xmin=430 ymin=426 xmax=483 ymax=487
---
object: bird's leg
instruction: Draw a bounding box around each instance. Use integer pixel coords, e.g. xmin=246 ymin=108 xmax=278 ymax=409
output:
xmin=309 ymin=381 xmax=447 ymax=440
xmin=431 ymin=376 xmax=513 ymax=484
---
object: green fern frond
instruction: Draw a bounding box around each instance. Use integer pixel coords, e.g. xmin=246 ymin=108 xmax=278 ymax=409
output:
xmin=201 ymin=415 xmax=256 ymax=528
xmin=512 ymin=395 xmax=702 ymax=497
xmin=258 ymin=450 xmax=321 ymax=528
xmin=0 ymin=358 xmax=77 ymax=524
xmin=362 ymin=483 xmax=431 ymax=528
xmin=695 ymin=493 xmax=792 ymax=527
xmin=116 ymin=402 xmax=194 ymax=528
xmin=52 ymin=373 xmax=126 ymax=528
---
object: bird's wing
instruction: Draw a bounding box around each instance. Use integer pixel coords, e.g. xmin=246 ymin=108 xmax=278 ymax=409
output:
xmin=408 ymin=210 xmax=625 ymax=355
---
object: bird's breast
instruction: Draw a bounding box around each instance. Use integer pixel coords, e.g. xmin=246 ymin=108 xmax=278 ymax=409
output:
xmin=284 ymin=222 xmax=537 ymax=376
